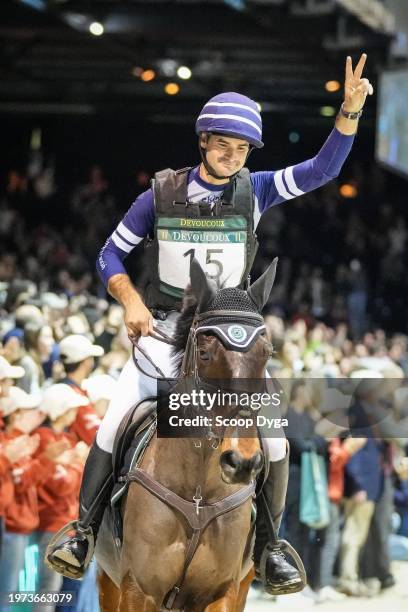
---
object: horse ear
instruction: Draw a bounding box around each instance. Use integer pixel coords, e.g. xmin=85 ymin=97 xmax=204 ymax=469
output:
xmin=247 ymin=257 xmax=278 ymax=311
xmin=190 ymin=258 xmax=216 ymax=311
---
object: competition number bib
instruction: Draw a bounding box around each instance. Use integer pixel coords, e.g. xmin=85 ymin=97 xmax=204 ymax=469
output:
xmin=157 ymin=216 xmax=247 ymax=297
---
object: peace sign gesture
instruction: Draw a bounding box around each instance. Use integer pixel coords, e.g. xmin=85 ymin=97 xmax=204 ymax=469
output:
xmin=344 ymin=53 xmax=374 ymax=113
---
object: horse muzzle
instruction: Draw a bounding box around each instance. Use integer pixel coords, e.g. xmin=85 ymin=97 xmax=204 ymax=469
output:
xmin=220 ymin=448 xmax=264 ymax=485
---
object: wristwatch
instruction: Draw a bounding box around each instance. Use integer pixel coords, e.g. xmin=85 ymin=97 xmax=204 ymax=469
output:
xmin=340 ymin=102 xmax=363 ymax=120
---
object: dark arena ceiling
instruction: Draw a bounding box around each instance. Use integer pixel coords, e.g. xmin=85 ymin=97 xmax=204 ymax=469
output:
xmin=0 ymin=0 xmax=395 ymax=122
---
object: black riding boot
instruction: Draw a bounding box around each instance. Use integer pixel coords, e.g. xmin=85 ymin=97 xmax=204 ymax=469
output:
xmin=254 ymin=444 xmax=305 ymax=595
xmin=46 ymin=441 xmax=114 ymax=580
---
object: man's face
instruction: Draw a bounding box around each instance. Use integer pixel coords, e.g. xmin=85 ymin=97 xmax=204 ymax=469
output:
xmin=83 ymin=356 xmax=95 ymax=378
xmin=201 ymin=134 xmax=250 ymax=177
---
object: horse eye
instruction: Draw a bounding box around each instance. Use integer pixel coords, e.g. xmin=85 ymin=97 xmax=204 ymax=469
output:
xmin=198 ymin=350 xmax=211 ymax=361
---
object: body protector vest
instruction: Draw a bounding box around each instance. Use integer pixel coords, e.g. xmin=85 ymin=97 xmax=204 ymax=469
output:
xmin=143 ymin=167 xmax=258 ymax=311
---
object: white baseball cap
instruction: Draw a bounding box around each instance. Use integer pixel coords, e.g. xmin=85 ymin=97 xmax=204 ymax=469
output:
xmin=81 ymin=374 xmax=117 ymax=403
xmin=59 ymin=334 xmax=104 ymax=365
xmin=350 ymin=369 xmax=384 ymax=379
xmin=0 ymin=356 xmax=25 ymax=380
xmin=41 ymin=383 xmax=90 ymax=421
xmin=1 ymin=386 xmax=41 ymax=416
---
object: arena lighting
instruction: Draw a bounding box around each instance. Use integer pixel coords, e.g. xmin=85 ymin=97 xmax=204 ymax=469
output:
xmin=177 ymin=66 xmax=192 ymax=80
xmin=165 ymin=83 xmax=180 ymax=96
xmin=325 ymin=80 xmax=341 ymax=92
xmin=289 ymin=132 xmax=300 ymax=144
xmin=340 ymin=183 xmax=358 ymax=198
xmin=89 ymin=22 xmax=104 ymax=36
xmin=140 ymin=69 xmax=156 ymax=82
xmin=159 ymin=59 xmax=178 ymax=77
xmin=320 ymin=106 xmax=336 ymax=117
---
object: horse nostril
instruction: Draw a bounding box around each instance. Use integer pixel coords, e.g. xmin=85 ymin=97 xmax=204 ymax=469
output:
xmin=221 ymin=450 xmax=241 ymax=471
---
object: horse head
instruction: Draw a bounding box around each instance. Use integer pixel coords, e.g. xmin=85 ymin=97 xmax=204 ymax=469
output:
xmin=174 ymin=257 xmax=278 ymax=485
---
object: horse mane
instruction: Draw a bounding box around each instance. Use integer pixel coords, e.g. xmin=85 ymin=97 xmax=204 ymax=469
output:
xmin=171 ymin=287 xmax=198 ymax=373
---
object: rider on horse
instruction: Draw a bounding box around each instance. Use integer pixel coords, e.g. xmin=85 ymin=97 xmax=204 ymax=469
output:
xmin=47 ymin=55 xmax=373 ymax=594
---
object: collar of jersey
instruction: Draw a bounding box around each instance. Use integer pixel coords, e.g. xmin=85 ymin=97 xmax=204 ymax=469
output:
xmin=189 ymin=165 xmax=229 ymax=193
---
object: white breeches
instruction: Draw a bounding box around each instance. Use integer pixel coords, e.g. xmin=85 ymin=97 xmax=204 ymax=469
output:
xmin=96 ymin=326 xmax=286 ymax=462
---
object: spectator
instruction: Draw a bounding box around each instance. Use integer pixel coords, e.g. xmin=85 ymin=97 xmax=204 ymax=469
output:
xmin=0 ymin=388 xmax=45 ymax=606
xmin=338 ymin=382 xmax=385 ymax=596
xmin=59 ymin=335 xmax=104 ymax=445
xmin=32 ymin=384 xmax=89 ymax=610
xmin=283 ymin=380 xmax=327 ymax=595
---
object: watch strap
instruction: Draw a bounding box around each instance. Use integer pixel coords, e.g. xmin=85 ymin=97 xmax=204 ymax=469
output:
xmin=340 ymin=102 xmax=363 ymax=120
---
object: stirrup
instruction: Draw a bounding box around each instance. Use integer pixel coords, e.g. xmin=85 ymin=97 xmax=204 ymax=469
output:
xmin=45 ymin=520 xmax=95 ymax=578
xmin=259 ymin=538 xmax=307 ymax=595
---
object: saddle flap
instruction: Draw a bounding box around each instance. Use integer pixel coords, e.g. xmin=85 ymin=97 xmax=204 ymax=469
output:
xmin=112 ymin=397 xmax=158 ymax=482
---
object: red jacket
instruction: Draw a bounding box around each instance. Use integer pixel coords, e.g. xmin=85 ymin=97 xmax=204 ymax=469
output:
xmin=70 ymin=404 xmax=101 ymax=445
xmin=34 ymin=427 xmax=83 ymax=532
xmin=0 ymin=429 xmax=14 ymax=518
xmin=328 ymin=438 xmax=351 ymax=503
xmin=2 ymin=429 xmax=51 ymax=534
xmin=62 ymin=379 xmax=101 ymax=445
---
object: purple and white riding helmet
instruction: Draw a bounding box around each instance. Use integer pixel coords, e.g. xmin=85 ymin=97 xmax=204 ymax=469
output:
xmin=195 ymin=92 xmax=264 ymax=149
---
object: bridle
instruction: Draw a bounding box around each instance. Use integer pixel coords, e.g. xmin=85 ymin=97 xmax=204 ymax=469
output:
xmin=130 ymin=308 xmax=267 ymax=384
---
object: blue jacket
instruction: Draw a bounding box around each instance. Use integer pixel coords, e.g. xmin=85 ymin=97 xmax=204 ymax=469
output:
xmin=344 ymin=438 xmax=383 ymax=501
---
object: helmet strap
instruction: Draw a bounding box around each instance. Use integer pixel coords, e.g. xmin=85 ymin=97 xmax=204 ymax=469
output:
xmin=198 ymin=133 xmax=253 ymax=181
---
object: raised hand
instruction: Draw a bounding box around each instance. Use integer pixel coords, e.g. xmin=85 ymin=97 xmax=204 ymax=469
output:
xmin=344 ymin=53 xmax=374 ymax=113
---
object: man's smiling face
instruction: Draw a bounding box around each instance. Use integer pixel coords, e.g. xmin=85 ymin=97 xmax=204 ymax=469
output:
xmin=200 ymin=133 xmax=250 ymax=178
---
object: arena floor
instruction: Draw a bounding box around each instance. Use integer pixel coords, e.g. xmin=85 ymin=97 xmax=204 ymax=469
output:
xmin=245 ymin=562 xmax=408 ymax=611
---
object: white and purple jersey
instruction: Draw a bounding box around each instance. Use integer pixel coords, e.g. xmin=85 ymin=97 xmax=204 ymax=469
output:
xmin=97 ymin=127 xmax=354 ymax=286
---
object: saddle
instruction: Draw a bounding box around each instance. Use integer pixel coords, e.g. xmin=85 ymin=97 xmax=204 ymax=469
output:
xmin=109 ymin=397 xmax=158 ymax=545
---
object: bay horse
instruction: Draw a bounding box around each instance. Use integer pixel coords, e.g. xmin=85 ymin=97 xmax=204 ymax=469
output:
xmin=96 ymin=258 xmax=278 ymax=611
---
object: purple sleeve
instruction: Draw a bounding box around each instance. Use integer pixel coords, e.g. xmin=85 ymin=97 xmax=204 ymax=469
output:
xmin=96 ymin=189 xmax=155 ymax=287
xmin=251 ymin=127 xmax=355 ymax=213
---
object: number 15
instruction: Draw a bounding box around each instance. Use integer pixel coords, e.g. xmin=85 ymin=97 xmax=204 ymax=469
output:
xmin=184 ymin=248 xmax=224 ymax=280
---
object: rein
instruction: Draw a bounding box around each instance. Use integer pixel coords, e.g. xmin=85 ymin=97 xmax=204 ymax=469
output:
xmin=129 ymin=325 xmax=175 ymax=380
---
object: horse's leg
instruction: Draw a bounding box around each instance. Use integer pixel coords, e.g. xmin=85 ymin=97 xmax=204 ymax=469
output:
xmin=119 ymin=572 xmax=159 ymax=612
xmin=203 ymin=582 xmax=239 ymax=612
xmin=97 ymin=568 xmax=121 ymax=612
xmin=235 ymin=567 xmax=255 ymax=612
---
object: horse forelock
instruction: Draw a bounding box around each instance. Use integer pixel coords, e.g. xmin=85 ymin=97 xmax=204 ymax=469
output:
xmin=172 ymin=287 xmax=198 ymax=372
